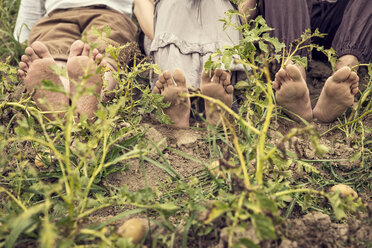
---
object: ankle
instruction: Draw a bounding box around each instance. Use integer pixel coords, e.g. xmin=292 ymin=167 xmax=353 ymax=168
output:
xmin=336 ymin=55 xmax=359 ymax=70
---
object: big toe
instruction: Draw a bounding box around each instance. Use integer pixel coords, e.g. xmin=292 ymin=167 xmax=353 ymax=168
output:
xmin=69 ymin=40 xmax=85 ymax=57
xmin=31 ymin=41 xmax=51 ymax=59
xmin=332 ymin=66 xmax=352 ymax=82
xmin=213 ymin=68 xmax=227 ymax=84
xmin=286 ymin=64 xmax=303 ymax=81
xmin=201 ymin=69 xmax=213 ymax=83
xmin=172 ymin=68 xmax=186 ymax=87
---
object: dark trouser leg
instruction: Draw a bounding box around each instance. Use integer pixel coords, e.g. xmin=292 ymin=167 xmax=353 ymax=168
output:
xmin=311 ymin=0 xmax=372 ymax=63
xmin=257 ymin=0 xmax=311 ymax=57
xmin=331 ymin=0 xmax=372 ymax=63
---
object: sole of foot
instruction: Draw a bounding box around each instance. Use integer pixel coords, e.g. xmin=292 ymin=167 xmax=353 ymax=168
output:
xmin=273 ymin=64 xmax=313 ymax=122
xmin=153 ymin=68 xmax=191 ymax=129
xmin=67 ymin=40 xmax=103 ymax=120
xmin=313 ymin=66 xmax=359 ymax=123
xmin=19 ymin=41 xmax=68 ymax=120
xmin=200 ymin=68 xmax=233 ymax=126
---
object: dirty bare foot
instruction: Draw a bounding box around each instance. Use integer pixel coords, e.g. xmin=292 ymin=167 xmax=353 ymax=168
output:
xmin=153 ymin=69 xmax=190 ymax=128
xmin=200 ymin=68 xmax=233 ymax=126
xmin=19 ymin=41 xmax=68 ymax=120
xmin=273 ymin=64 xmax=313 ymax=122
xmin=313 ymin=66 xmax=359 ymax=123
xmin=67 ymin=40 xmax=103 ymax=120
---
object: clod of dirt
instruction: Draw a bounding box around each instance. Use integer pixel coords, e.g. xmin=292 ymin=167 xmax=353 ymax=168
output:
xmin=330 ymin=184 xmax=358 ymax=198
xmin=117 ymin=218 xmax=147 ymax=244
xmin=219 ymin=225 xmax=260 ymax=247
xmin=285 ymin=212 xmax=349 ymax=248
xmin=143 ymin=126 xmax=168 ymax=152
xmin=174 ymin=129 xmax=201 ymax=147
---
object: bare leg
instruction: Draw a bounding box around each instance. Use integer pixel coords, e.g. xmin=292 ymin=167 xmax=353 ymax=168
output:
xmin=200 ymin=68 xmax=234 ymax=126
xmin=153 ymin=69 xmax=191 ymax=128
xmin=272 ymin=64 xmax=313 ymax=122
xmin=238 ymin=0 xmax=258 ymax=22
xmin=67 ymin=40 xmax=103 ymax=120
xmin=18 ymin=41 xmax=68 ymax=120
xmin=336 ymin=55 xmax=359 ymax=70
xmin=313 ymin=66 xmax=359 ymax=122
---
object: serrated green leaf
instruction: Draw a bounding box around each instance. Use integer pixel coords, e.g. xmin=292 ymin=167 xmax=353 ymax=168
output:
xmin=251 ymin=214 xmax=277 ymax=240
xmin=239 ymin=238 xmax=260 ymax=248
xmin=235 ymin=81 xmax=250 ymax=90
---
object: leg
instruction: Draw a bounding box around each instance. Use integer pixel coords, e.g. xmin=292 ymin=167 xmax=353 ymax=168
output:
xmin=273 ymin=64 xmax=313 ymax=122
xmin=332 ymin=0 xmax=372 ymax=65
xmin=259 ymin=0 xmax=311 ymax=57
xmin=200 ymin=68 xmax=234 ymax=126
xmin=18 ymin=41 xmax=69 ymax=120
xmin=82 ymin=8 xmax=138 ymax=102
xmin=67 ymin=40 xmax=103 ymax=120
xmin=153 ymin=69 xmax=191 ymax=129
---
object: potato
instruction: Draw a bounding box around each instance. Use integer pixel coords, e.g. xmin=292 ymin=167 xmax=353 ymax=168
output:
xmin=117 ymin=218 xmax=147 ymax=244
xmin=34 ymin=156 xmax=44 ymax=168
xmin=330 ymin=184 xmax=358 ymax=198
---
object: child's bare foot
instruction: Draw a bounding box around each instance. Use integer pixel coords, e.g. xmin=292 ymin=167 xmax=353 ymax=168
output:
xmin=153 ymin=69 xmax=190 ymax=128
xmin=313 ymin=66 xmax=359 ymax=122
xmin=200 ymin=68 xmax=233 ymax=126
xmin=67 ymin=40 xmax=103 ymax=119
xmin=273 ymin=64 xmax=313 ymax=122
xmin=18 ymin=41 xmax=68 ymax=120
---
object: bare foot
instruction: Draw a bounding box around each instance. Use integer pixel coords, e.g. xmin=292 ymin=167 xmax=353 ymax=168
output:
xmin=200 ymin=68 xmax=233 ymax=126
xmin=313 ymin=66 xmax=359 ymax=122
xmin=19 ymin=41 xmax=68 ymax=120
xmin=67 ymin=40 xmax=103 ymax=119
xmin=153 ymin=69 xmax=190 ymax=128
xmin=273 ymin=64 xmax=313 ymax=122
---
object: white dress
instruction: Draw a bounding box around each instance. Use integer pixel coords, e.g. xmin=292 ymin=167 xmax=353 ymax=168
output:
xmin=150 ymin=0 xmax=244 ymax=89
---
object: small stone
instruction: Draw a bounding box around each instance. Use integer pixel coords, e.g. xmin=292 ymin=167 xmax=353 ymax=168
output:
xmin=175 ymin=130 xmax=200 ymax=147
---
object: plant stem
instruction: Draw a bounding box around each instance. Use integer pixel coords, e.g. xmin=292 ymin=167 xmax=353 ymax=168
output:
xmin=256 ymin=64 xmax=274 ymax=185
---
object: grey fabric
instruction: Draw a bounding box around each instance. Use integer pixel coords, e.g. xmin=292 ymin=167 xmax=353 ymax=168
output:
xmin=150 ymin=0 xmax=244 ymax=89
xmin=258 ymin=0 xmax=372 ymax=63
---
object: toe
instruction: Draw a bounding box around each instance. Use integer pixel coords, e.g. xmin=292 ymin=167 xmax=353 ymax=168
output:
xmin=351 ymin=87 xmax=359 ymax=95
xmin=276 ymin=69 xmax=290 ymax=83
xmin=21 ymin=54 xmax=30 ymax=63
xmin=19 ymin=61 xmax=29 ymax=72
xmin=162 ymin=71 xmax=174 ymax=87
xmin=69 ymin=40 xmax=85 ymax=57
xmin=25 ymin=47 xmax=39 ymax=61
xmin=18 ymin=69 xmax=25 ymax=79
xmin=286 ymin=64 xmax=303 ymax=81
xmin=92 ymin=49 xmax=100 ymax=60
xmin=347 ymin=71 xmax=359 ymax=84
xmin=213 ymin=68 xmax=226 ymax=84
xmin=31 ymin=41 xmax=51 ymax=59
xmin=155 ymin=80 xmax=163 ymax=89
xmin=225 ymin=85 xmax=234 ymax=94
xmin=172 ymin=68 xmax=186 ymax=87
xmin=152 ymin=86 xmax=161 ymax=94
xmin=201 ymin=69 xmax=213 ymax=83
xmin=82 ymin=43 xmax=90 ymax=56
xmin=272 ymin=80 xmax=280 ymax=90
xmin=332 ymin=66 xmax=351 ymax=82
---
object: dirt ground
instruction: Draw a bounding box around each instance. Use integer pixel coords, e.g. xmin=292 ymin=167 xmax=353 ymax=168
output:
xmin=100 ymin=60 xmax=372 ymax=247
xmin=1 ymin=60 xmax=371 ymax=247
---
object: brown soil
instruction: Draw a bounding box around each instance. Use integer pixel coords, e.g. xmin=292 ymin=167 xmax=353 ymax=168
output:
xmin=2 ymin=60 xmax=371 ymax=247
